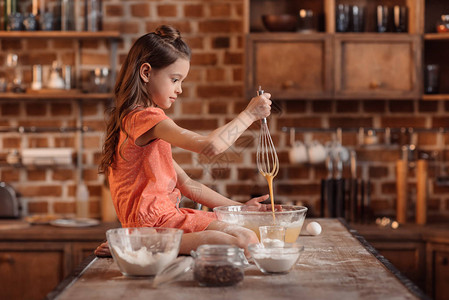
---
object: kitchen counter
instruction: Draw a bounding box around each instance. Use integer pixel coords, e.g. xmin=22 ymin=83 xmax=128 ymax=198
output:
xmin=352 ymin=222 xmax=449 ymax=244
xmin=48 ymin=219 xmax=427 ymax=300
xmin=0 ymin=219 xmax=119 ymax=241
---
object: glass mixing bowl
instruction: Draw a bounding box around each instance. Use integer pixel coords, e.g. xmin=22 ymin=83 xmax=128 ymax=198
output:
xmin=213 ymin=205 xmax=308 ymax=243
xmin=106 ymin=227 xmax=183 ymax=277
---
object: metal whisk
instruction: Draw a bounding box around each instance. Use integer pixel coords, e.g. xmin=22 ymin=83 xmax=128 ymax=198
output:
xmin=256 ymin=86 xmax=279 ymax=207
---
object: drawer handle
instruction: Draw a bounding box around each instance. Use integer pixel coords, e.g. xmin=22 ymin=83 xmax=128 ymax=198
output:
xmin=282 ymin=80 xmax=295 ymax=89
xmin=369 ymin=81 xmax=384 ymax=89
xmin=442 ymin=257 xmax=449 ymax=266
xmin=0 ymin=254 xmax=15 ymax=264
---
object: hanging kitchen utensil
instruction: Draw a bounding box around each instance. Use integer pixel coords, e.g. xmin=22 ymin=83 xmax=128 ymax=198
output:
xmin=349 ymin=150 xmax=358 ymax=222
xmin=334 ymin=151 xmax=345 ymax=218
xmin=325 ymin=153 xmax=335 ymax=217
xmin=360 ymin=177 xmax=365 ymax=223
xmin=435 ymin=129 xmax=449 ymax=186
xmin=364 ymin=179 xmax=371 ymax=223
xmin=320 ymin=177 xmax=326 ymax=217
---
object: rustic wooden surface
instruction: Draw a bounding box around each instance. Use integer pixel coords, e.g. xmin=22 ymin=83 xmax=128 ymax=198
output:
xmin=52 ymin=219 xmax=424 ymax=300
xmin=0 ymin=220 xmax=119 ymax=241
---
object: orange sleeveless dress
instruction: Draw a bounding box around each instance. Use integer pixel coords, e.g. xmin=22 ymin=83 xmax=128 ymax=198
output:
xmin=108 ymin=107 xmax=217 ymax=232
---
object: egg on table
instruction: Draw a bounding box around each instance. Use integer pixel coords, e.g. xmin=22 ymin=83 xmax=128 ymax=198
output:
xmin=306 ymin=221 xmax=322 ymax=236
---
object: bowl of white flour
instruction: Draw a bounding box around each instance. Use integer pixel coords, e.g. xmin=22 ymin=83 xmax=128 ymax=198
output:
xmin=106 ymin=227 xmax=183 ymax=277
xmin=248 ymin=243 xmax=303 ymax=274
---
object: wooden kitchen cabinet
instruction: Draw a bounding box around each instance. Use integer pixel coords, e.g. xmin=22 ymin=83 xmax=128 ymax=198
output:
xmin=421 ymin=0 xmax=449 ymax=100
xmin=426 ymin=242 xmax=449 ymax=300
xmin=0 ymin=221 xmax=116 ymax=300
xmin=0 ymin=242 xmax=71 ymax=300
xmin=354 ymin=223 xmax=449 ymax=299
xmin=246 ymin=34 xmax=333 ymax=100
xmin=369 ymin=240 xmax=426 ymax=291
xmin=244 ymin=0 xmax=446 ymax=100
xmin=334 ymin=34 xmax=422 ymax=99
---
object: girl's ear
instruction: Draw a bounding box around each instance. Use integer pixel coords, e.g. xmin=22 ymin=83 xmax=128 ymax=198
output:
xmin=139 ymin=63 xmax=152 ymax=83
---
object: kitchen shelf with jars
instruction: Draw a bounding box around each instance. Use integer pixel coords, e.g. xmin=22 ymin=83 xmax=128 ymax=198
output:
xmin=0 ymin=0 xmax=120 ymax=100
xmin=245 ymin=0 xmax=448 ymax=101
xmin=422 ymin=0 xmax=449 ymax=101
xmin=0 ymin=1 xmax=120 ymax=210
xmin=0 ymin=31 xmax=119 ymax=101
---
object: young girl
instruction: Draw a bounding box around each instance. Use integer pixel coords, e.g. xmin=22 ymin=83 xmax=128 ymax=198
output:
xmin=96 ymin=25 xmax=272 ymax=256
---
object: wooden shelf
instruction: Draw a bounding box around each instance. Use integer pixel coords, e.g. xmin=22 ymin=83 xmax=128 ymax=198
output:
xmin=424 ymin=33 xmax=449 ymax=40
xmin=0 ymin=92 xmax=113 ymax=100
xmin=422 ymin=94 xmax=449 ymax=101
xmin=0 ymin=31 xmax=120 ymax=39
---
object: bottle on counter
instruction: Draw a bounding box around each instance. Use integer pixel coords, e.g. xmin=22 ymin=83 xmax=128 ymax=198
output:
xmin=76 ymin=181 xmax=89 ymax=218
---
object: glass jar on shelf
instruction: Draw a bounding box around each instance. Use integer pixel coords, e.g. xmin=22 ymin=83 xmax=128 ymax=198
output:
xmin=436 ymin=15 xmax=449 ymax=33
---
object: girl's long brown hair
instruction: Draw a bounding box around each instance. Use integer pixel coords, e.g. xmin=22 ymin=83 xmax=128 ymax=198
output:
xmin=99 ymin=25 xmax=191 ymax=174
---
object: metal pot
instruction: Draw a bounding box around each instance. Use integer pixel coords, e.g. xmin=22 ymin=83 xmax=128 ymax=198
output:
xmin=0 ymin=182 xmax=19 ymax=218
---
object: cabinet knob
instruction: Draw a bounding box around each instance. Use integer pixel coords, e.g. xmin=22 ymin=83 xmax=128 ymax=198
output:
xmin=441 ymin=256 xmax=449 ymax=266
xmin=282 ymin=80 xmax=295 ymax=89
xmin=0 ymin=254 xmax=15 ymax=264
xmin=369 ymin=81 xmax=384 ymax=89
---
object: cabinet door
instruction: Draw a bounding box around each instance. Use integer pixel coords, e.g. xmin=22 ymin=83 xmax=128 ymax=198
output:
xmin=0 ymin=242 xmax=71 ymax=300
xmin=370 ymin=241 xmax=426 ymax=292
xmin=246 ymin=33 xmax=333 ymax=100
xmin=334 ymin=34 xmax=422 ymax=99
xmin=427 ymin=243 xmax=449 ymax=300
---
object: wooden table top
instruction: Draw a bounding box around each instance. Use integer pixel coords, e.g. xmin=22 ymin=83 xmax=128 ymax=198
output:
xmin=49 ymin=219 xmax=427 ymax=300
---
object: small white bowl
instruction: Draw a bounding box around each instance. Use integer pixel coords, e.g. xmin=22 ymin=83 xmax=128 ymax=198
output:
xmin=248 ymin=243 xmax=304 ymax=274
xmin=106 ymin=227 xmax=183 ymax=277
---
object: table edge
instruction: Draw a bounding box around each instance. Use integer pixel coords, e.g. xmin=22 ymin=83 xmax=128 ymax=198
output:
xmin=45 ymin=254 xmax=98 ymax=300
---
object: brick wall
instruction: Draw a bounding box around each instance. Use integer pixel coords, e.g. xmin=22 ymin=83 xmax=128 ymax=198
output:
xmin=1 ymin=0 xmax=448 ymax=223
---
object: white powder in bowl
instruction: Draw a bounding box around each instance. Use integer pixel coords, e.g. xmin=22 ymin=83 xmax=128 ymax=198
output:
xmin=253 ymin=252 xmax=300 ymax=273
xmin=111 ymin=245 xmax=177 ymax=276
xmin=261 ymin=238 xmax=285 ymax=248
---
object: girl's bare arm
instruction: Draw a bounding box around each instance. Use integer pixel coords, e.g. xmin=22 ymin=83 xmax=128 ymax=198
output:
xmin=179 ymin=220 xmax=259 ymax=256
xmin=173 ymin=160 xmax=240 ymax=208
xmin=174 ymin=161 xmax=268 ymax=208
xmin=136 ymin=93 xmax=271 ymax=156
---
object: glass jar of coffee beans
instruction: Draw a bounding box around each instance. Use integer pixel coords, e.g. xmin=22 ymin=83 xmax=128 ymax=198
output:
xmin=192 ymin=245 xmax=246 ymax=287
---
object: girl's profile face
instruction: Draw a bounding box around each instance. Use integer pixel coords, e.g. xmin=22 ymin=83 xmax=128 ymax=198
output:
xmin=146 ymin=58 xmax=190 ymax=109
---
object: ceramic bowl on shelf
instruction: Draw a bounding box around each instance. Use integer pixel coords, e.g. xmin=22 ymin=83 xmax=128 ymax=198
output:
xmin=262 ymin=14 xmax=298 ymax=32
xmin=213 ymin=205 xmax=307 ymax=243
xmin=106 ymin=227 xmax=183 ymax=277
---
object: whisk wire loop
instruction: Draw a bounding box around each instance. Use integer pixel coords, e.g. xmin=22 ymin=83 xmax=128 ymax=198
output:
xmin=256 ymin=87 xmax=279 ymax=178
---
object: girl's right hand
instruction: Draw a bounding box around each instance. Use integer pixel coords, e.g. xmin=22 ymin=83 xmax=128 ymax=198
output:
xmin=245 ymin=93 xmax=272 ymax=121
xmin=206 ymin=221 xmax=259 ymax=256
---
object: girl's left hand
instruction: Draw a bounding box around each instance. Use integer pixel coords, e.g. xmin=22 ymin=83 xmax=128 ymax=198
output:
xmin=94 ymin=242 xmax=111 ymax=258
xmin=244 ymin=194 xmax=269 ymax=207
